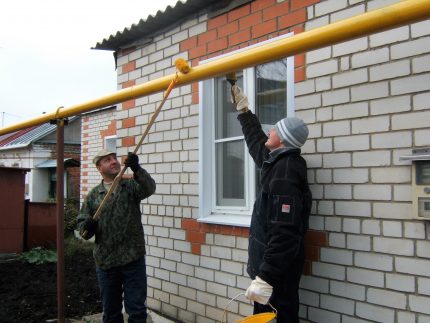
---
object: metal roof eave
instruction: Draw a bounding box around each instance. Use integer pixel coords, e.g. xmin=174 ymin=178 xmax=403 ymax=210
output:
xmin=93 ymin=0 xmax=232 ymax=51
xmin=0 ymin=116 xmax=79 ymax=150
xmin=0 ymin=143 xmax=30 ymax=151
xmin=36 ymin=158 xmax=80 ymax=168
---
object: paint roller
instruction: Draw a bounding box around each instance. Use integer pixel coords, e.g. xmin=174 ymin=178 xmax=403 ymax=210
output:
xmin=226 ymin=72 xmax=237 ymax=86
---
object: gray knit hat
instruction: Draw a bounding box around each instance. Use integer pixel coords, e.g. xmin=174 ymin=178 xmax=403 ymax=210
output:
xmin=275 ymin=117 xmax=309 ymax=148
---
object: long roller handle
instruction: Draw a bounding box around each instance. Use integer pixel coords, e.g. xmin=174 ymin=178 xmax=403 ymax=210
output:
xmin=92 ymin=78 xmax=177 ymax=221
xmin=81 ymin=59 xmax=190 ymax=238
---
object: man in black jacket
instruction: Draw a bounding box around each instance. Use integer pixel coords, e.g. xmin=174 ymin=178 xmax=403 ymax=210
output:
xmin=231 ymin=85 xmax=312 ymax=323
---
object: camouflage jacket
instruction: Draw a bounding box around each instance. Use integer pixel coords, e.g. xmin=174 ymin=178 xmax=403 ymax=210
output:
xmin=77 ymin=168 xmax=156 ymax=270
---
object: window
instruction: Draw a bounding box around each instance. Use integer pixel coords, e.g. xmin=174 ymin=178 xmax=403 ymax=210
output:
xmin=214 ymin=74 xmax=246 ymax=208
xmin=255 ymin=60 xmax=295 ymax=129
xmin=48 ymin=168 xmax=56 ymax=199
xmin=47 ymin=169 xmax=67 ymax=201
xmin=199 ymin=34 xmax=295 ymax=226
xmin=104 ymin=135 xmax=117 ymax=152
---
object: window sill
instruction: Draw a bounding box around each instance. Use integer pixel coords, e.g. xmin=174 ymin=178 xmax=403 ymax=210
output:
xmin=197 ymin=214 xmax=250 ymax=227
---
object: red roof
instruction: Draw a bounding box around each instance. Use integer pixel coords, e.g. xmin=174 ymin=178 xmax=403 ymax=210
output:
xmin=0 ymin=126 xmax=37 ymax=147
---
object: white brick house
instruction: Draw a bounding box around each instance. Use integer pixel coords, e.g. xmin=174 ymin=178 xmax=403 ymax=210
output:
xmin=81 ymin=0 xmax=430 ymax=322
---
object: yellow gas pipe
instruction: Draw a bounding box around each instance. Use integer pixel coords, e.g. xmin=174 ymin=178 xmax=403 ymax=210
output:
xmin=0 ymin=0 xmax=429 ymax=135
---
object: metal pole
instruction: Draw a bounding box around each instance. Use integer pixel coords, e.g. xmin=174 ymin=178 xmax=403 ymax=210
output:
xmin=0 ymin=0 xmax=430 ymax=136
xmin=55 ymin=118 xmax=65 ymax=323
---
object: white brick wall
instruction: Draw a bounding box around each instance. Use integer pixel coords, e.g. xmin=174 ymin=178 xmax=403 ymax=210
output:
xmin=80 ymin=0 xmax=430 ymax=322
xmin=295 ymin=0 xmax=430 ymax=321
xmin=80 ymin=108 xmax=117 ymax=200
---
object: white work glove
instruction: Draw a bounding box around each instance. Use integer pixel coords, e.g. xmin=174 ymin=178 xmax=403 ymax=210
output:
xmin=231 ymin=85 xmax=249 ymax=112
xmin=245 ymin=276 xmax=273 ymax=305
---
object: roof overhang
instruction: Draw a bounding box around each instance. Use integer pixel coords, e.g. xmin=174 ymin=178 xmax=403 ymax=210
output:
xmin=36 ymin=158 xmax=80 ymax=168
xmin=93 ymin=0 xmax=241 ymax=51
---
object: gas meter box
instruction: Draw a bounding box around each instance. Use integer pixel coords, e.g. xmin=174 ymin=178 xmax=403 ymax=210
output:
xmin=400 ymin=148 xmax=430 ymax=220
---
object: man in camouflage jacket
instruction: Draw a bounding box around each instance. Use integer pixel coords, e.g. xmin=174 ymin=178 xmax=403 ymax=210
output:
xmin=77 ymin=150 xmax=155 ymax=323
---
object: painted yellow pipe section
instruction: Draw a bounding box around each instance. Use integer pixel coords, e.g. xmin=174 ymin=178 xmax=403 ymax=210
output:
xmin=1 ymin=0 xmax=429 ymax=135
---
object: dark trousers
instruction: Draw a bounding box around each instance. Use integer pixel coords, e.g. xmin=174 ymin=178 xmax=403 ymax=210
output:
xmin=253 ymin=273 xmax=301 ymax=323
xmin=96 ymin=256 xmax=147 ymax=323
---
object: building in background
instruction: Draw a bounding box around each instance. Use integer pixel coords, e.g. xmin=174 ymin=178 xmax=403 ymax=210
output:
xmin=0 ymin=116 xmax=81 ymax=202
xmin=80 ymin=0 xmax=430 ymax=322
xmin=79 ymin=106 xmax=116 ymax=197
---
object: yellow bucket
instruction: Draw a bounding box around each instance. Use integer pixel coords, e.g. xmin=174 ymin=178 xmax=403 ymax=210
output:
xmin=221 ymin=293 xmax=277 ymax=323
xmin=236 ymin=312 xmax=276 ymax=323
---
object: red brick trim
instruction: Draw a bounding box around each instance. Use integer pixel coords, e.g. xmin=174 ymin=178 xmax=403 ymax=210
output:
xmin=181 ymin=219 xmax=328 ymax=276
xmin=208 ymin=14 xmax=228 ymax=30
xmin=119 ymin=46 xmax=136 ymax=56
xmin=291 ymin=0 xmax=320 ymax=11
xmin=181 ymin=218 xmax=249 ymax=255
xmin=122 ymin=80 xmax=136 ymax=89
xmin=180 ymin=0 xmax=322 ymax=104
xmin=122 ymin=117 xmax=136 ymax=128
xmin=228 ymin=4 xmax=251 ymax=22
xmin=251 ymin=0 xmax=276 ymax=13
xmin=122 ymin=99 xmax=136 ymax=110
xmin=100 ymin=120 xmax=116 ymax=139
xmin=122 ymin=136 xmax=135 ymax=147
xmin=122 ymin=61 xmax=136 ymax=74
xmin=303 ymin=230 xmax=328 ymax=275
xmin=180 ymin=36 xmax=198 ymax=52
xmin=263 ymin=1 xmax=289 ymax=21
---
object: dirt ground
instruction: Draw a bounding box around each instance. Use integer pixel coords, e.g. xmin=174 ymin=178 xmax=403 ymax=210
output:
xmin=0 ymin=239 xmax=102 ymax=323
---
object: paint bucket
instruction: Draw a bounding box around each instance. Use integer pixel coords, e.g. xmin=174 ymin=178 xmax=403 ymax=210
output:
xmin=221 ymin=293 xmax=277 ymax=323
xmin=235 ymin=312 xmax=276 ymax=323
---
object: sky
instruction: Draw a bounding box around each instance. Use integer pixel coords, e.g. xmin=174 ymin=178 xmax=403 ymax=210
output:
xmin=0 ymin=0 xmax=179 ymax=128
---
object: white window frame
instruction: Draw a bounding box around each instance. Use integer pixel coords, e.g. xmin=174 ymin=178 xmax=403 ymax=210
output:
xmin=104 ymin=135 xmax=117 ymax=152
xmin=198 ymin=33 xmax=295 ymax=227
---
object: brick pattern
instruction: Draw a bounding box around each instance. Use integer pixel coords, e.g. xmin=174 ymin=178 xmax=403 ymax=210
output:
xmin=182 ymin=218 xmax=249 ymax=255
xmin=118 ymin=1 xmax=325 ymax=320
xmin=181 ymin=217 xmax=326 ymax=277
xmin=80 ymin=0 xmax=430 ymax=322
xmin=181 ymin=0 xmax=315 ymax=103
xmin=85 ymin=1 xmax=325 ymax=321
xmin=80 ymin=109 xmax=116 ymax=199
xmin=296 ymin=0 xmax=430 ymax=321
xmin=304 ymin=230 xmax=328 ymax=275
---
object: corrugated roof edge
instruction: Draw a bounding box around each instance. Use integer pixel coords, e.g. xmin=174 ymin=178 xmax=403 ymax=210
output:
xmin=93 ymin=0 xmax=231 ymax=51
xmin=0 ymin=116 xmax=79 ymax=150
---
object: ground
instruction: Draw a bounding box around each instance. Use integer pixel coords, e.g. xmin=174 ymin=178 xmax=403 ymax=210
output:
xmin=0 ymin=238 xmax=102 ymax=323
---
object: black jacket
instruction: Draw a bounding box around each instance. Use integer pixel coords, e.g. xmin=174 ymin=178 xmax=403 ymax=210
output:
xmin=238 ymin=111 xmax=312 ymax=287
